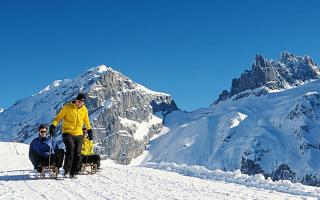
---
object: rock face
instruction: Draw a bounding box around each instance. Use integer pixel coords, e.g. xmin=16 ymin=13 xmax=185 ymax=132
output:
xmin=85 ymin=68 xmax=178 ymax=164
xmin=215 ymin=52 xmax=320 ymax=104
xmin=0 ymin=65 xmax=178 ymax=164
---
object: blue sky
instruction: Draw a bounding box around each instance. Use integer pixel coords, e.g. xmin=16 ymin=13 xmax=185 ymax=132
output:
xmin=1 ymin=0 xmax=320 ymax=111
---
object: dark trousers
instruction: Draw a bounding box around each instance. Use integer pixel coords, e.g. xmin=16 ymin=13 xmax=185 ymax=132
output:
xmin=81 ymin=155 xmax=101 ymax=168
xmin=62 ymin=133 xmax=82 ymax=174
xmin=29 ymin=149 xmax=65 ymax=169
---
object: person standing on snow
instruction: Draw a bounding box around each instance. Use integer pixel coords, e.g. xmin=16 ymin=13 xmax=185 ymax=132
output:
xmin=49 ymin=93 xmax=93 ymax=178
xmin=29 ymin=124 xmax=64 ymax=173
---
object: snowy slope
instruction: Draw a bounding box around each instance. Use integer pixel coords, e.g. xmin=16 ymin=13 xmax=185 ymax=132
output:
xmin=1 ymin=142 xmax=320 ymax=200
xmin=144 ymin=79 xmax=320 ymax=185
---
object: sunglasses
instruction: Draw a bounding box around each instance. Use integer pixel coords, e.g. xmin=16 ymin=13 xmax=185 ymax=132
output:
xmin=40 ymin=130 xmax=47 ymax=133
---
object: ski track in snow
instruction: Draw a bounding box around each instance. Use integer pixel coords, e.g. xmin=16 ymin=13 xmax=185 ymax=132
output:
xmin=0 ymin=142 xmax=319 ymax=200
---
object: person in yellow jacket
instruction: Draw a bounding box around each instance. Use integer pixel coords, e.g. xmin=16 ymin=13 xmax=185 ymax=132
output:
xmin=81 ymin=128 xmax=101 ymax=170
xmin=49 ymin=93 xmax=93 ymax=178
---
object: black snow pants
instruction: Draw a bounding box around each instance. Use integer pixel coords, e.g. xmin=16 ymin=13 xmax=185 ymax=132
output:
xmin=29 ymin=149 xmax=65 ymax=169
xmin=62 ymin=133 xmax=83 ymax=174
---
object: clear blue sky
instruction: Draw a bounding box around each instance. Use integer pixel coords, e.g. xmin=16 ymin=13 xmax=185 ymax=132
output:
xmin=1 ymin=0 xmax=320 ymax=111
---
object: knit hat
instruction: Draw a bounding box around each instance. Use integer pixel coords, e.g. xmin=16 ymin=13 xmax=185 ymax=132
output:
xmin=76 ymin=93 xmax=86 ymax=101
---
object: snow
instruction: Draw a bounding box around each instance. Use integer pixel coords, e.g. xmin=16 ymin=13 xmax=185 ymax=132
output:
xmin=144 ymin=162 xmax=320 ymax=198
xmin=229 ymin=112 xmax=247 ymax=128
xmin=0 ymin=108 xmax=4 ymax=113
xmin=119 ymin=114 xmax=162 ymax=141
xmin=305 ymin=91 xmax=318 ymax=96
xmin=1 ymin=142 xmax=319 ymax=200
xmin=38 ymin=80 xmax=71 ymax=95
xmin=95 ymin=64 xmax=109 ymax=73
xmin=149 ymin=126 xmax=171 ymax=141
xmin=135 ymin=83 xmax=170 ymax=96
xmin=144 ymin=79 xmax=320 ymax=180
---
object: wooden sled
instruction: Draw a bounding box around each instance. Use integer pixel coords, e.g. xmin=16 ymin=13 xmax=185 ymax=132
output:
xmin=80 ymin=163 xmax=98 ymax=174
xmin=38 ymin=165 xmax=59 ymax=180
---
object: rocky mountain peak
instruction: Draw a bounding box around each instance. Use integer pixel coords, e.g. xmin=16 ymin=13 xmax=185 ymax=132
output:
xmin=0 ymin=65 xmax=178 ymax=164
xmin=214 ymin=52 xmax=320 ymax=104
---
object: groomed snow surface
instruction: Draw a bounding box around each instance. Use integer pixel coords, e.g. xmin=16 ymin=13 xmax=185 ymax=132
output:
xmin=1 ymin=142 xmax=319 ymax=200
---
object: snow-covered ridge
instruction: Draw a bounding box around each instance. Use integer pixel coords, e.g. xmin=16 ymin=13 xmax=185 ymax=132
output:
xmin=135 ymin=83 xmax=170 ymax=96
xmin=35 ymin=65 xmax=170 ymax=105
xmin=38 ymin=79 xmax=71 ymax=95
xmin=145 ymin=78 xmax=320 ymax=186
xmin=37 ymin=65 xmax=112 ymax=96
xmin=94 ymin=65 xmax=170 ymax=97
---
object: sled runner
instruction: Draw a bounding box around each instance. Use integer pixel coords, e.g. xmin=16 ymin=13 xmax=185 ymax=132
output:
xmin=38 ymin=165 xmax=60 ymax=179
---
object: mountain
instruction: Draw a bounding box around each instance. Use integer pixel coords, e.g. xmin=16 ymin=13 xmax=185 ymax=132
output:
xmin=0 ymin=65 xmax=178 ymax=164
xmin=215 ymin=52 xmax=320 ymax=103
xmin=1 ymin=142 xmax=319 ymax=199
xmin=144 ymin=52 xmax=320 ymax=186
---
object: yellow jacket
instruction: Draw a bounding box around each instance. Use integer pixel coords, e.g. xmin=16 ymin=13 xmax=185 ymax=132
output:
xmin=81 ymin=137 xmax=94 ymax=155
xmin=52 ymin=102 xmax=91 ymax=136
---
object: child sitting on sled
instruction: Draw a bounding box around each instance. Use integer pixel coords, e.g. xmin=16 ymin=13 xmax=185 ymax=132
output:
xmin=80 ymin=128 xmax=101 ymax=171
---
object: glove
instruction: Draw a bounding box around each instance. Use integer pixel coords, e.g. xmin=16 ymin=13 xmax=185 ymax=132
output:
xmin=49 ymin=124 xmax=56 ymax=137
xmin=87 ymin=129 xmax=93 ymax=140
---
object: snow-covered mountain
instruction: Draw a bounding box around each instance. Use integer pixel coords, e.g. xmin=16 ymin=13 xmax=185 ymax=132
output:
xmin=2 ymin=142 xmax=319 ymax=199
xmin=144 ymin=52 xmax=320 ymax=186
xmin=0 ymin=65 xmax=178 ymax=164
